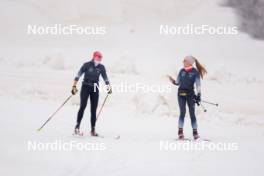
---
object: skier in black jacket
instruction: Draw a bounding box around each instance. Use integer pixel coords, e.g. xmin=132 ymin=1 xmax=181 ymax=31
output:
xmin=71 ymin=51 xmax=112 ymax=136
xmin=168 ymin=55 xmax=207 ymax=140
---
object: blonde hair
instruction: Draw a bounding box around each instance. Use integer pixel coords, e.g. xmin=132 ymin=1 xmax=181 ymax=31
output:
xmin=194 ymin=58 xmax=207 ymax=79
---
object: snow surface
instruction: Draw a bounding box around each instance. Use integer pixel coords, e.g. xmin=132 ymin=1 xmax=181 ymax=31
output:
xmin=0 ymin=0 xmax=264 ymax=176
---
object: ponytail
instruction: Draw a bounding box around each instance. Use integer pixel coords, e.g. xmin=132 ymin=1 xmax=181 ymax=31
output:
xmin=194 ymin=58 xmax=207 ymax=79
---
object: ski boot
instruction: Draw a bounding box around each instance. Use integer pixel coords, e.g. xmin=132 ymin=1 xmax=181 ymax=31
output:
xmin=193 ymin=129 xmax=200 ymax=140
xmin=90 ymin=127 xmax=99 ymax=137
xmin=74 ymin=128 xmax=83 ymax=136
xmin=178 ymin=128 xmax=184 ymax=140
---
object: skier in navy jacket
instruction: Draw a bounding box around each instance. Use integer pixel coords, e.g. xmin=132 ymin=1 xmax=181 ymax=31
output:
xmin=168 ymin=56 xmax=207 ymax=140
xmin=71 ymin=51 xmax=112 ymax=136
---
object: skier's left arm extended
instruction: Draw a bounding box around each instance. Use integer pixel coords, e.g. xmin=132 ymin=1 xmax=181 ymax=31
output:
xmin=101 ymin=66 xmax=110 ymax=85
xmin=101 ymin=66 xmax=112 ymax=94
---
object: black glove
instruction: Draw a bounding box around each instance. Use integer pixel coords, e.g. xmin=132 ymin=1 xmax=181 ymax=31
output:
xmin=193 ymin=93 xmax=201 ymax=105
xmin=196 ymin=93 xmax=201 ymax=103
xmin=71 ymin=86 xmax=78 ymax=95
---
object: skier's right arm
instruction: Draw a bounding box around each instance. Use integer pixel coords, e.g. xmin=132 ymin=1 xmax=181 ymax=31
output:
xmin=168 ymin=70 xmax=181 ymax=85
xmin=167 ymin=76 xmax=178 ymax=85
xmin=72 ymin=64 xmax=85 ymax=95
xmin=175 ymin=70 xmax=181 ymax=85
xmin=74 ymin=64 xmax=86 ymax=83
xmin=167 ymin=75 xmax=176 ymax=85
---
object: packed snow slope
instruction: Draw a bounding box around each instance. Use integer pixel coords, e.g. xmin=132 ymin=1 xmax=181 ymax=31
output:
xmin=0 ymin=0 xmax=264 ymax=176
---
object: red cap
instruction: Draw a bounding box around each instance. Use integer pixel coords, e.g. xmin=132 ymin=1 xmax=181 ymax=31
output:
xmin=93 ymin=51 xmax=103 ymax=61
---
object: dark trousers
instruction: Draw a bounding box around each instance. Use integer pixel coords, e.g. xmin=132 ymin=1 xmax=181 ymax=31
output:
xmin=178 ymin=94 xmax=197 ymax=129
xmin=76 ymin=84 xmax=99 ymax=129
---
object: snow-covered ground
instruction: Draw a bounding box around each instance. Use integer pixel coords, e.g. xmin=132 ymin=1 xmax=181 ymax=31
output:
xmin=0 ymin=0 xmax=264 ymax=176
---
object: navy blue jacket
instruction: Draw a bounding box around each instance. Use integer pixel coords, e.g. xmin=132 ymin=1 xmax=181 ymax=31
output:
xmin=74 ymin=60 xmax=110 ymax=86
xmin=175 ymin=68 xmax=201 ymax=94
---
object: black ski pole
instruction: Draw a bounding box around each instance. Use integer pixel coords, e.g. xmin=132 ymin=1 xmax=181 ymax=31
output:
xmin=201 ymin=100 xmax=219 ymax=107
xmin=37 ymin=94 xmax=73 ymax=131
xmin=96 ymin=94 xmax=109 ymax=120
xmin=200 ymin=103 xmax=207 ymax=112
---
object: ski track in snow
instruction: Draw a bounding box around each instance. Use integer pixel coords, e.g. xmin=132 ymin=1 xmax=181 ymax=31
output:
xmin=0 ymin=94 xmax=264 ymax=176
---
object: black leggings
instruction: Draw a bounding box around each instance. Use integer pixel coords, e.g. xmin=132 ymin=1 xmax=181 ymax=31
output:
xmin=76 ymin=84 xmax=99 ymax=129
